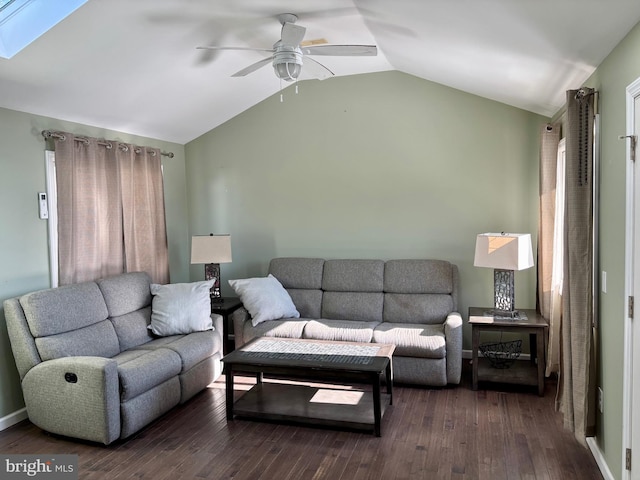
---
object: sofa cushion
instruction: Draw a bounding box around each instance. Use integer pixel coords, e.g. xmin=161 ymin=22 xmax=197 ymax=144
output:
xmin=133 ymin=330 xmax=219 ymax=372
xmin=269 ymin=257 xmax=325 ymax=289
xmin=149 ymin=280 xmax=215 ymax=336
xmin=287 ymin=289 xmax=322 ymax=319
xmin=322 ymin=291 xmax=383 ymax=323
xmin=111 ymin=307 xmax=155 ymax=351
xmin=35 ymin=320 xmax=120 ymax=361
xmin=242 ymin=318 xmax=307 ymax=344
xmin=155 ymin=331 xmax=218 ymax=372
xmin=114 ymin=348 xmax=182 ymax=401
xmin=20 ymin=281 xmax=108 ymax=337
xmin=384 ymin=259 xmax=454 ymax=294
xmin=229 ymin=274 xmax=300 ymax=326
xmin=322 ymin=259 xmax=384 ymax=292
xmin=373 ymin=323 xmax=446 ymax=359
xmin=97 ymin=272 xmax=152 ymax=317
xmin=383 ymin=293 xmax=454 ymax=325
xmin=302 ymin=319 xmax=380 ymax=343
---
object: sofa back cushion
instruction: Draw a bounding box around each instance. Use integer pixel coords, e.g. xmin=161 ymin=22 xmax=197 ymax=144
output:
xmin=384 ymin=260 xmax=456 ymax=294
xmin=384 ymin=294 xmax=454 ymax=324
xmin=269 ymin=258 xmax=325 ymax=319
xmin=97 ymin=272 xmax=152 ymax=317
xmin=20 ymin=282 xmax=109 ymax=337
xmin=322 ymin=259 xmax=384 ymax=292
xmin=286 ymin=290 xmax=323 ymax=319
xmin=269 ymin=258 xmax=324 ymax=289
xmin=19 ymin=281 xmax=120 ymax=360
xmin=110 ymin=307 xmax=154 ymax=351
xmin=383 ymin=260 xmax=459 ymax=324
xmin=96 ymin=272 xmax=154 ymax=351
xmin=322 ymin=292 xmax=384 ymax=323
xmin=321 ymin=260 xmax=384 ymax=322
xmin=35 ymin=321 xmax=121 ymax=361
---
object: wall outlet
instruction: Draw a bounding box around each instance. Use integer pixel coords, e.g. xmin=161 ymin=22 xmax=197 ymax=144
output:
xmin=598 ymin=387 xmax=604 ymax=413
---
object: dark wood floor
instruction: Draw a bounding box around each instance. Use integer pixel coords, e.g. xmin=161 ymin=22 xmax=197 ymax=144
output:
xmin=0 ymin=364 xmax=603 ymax=480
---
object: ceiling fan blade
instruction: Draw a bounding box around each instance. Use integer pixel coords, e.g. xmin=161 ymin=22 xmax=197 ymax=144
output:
xmin=301 ymin=45 xmax=377 ymax=56
xmin=231 ymin=57 xmax=272 ymax=77
xmin=303 ymin=57 xmax=334 ymax=80
xmin=300 ymin=38 xmax=328 ymax=47
xmin=197 ymin=46 xmax=273 ymax=53
xmin=281 ymin=22 xmax=306 ymax=46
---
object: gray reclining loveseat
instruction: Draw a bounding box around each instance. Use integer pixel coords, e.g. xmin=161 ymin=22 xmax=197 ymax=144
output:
xmin=3 ymin=272 xmax=223 ymax=444
xmin=232 ymin=258 xmax=462 ymax=386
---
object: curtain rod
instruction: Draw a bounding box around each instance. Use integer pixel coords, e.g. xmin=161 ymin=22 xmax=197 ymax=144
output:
xmin=41 ymin=130 xmax=175 ymax=158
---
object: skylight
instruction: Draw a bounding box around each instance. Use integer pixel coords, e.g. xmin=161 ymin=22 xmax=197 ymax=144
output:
xmin=0 ymin=0 xmax=88 ymax=59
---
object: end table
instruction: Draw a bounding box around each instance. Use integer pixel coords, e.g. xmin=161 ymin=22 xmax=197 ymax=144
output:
xmin=211 ymin=297 xmax=243 ymax=355
xmin=469 ymin=307 xmax=548 ymax=396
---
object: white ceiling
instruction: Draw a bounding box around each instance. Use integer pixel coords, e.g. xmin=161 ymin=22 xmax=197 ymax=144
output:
xmin=1 ymin=0 xmax=640 ymax=144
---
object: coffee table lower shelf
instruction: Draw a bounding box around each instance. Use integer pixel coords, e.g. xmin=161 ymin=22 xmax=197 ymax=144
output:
xmin=232 ymin=382 xmax=391 ymax=435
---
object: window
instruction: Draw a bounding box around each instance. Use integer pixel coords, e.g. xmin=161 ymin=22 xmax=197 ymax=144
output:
xmin=45 ymin=150 xmax=58 ymax=287
xmin=0 ymin=0 xmax=88 ymax=59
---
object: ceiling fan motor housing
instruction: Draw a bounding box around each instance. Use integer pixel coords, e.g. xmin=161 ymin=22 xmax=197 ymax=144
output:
xmin=272 ymin=42 xmax=303 ymax=81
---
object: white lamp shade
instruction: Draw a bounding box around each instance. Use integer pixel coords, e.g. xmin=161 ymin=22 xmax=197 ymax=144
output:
xmin=191 ymin=235 xmax=232 ymax=264
xmin=474 ymin=233 xmax=534 ymax=271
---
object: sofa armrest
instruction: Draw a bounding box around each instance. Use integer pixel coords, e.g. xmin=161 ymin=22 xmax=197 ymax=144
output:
xmin=444 ymin=312 xmax=463 ymax=384
xmin=231 ymin=307 xmax=251 ymax=348
xmin=3 ymin=297 xmax=42 ymax=380
xmin=211 ymin=313 xmax=224 ymax=347
xmin=22 ymin=356 xmax=121 ymax=444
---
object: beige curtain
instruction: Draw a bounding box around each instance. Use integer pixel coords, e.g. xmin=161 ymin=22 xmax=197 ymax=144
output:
xmin=558 ymin=88 xmax=596 ymax=446
xmin=537 ymin=123 xmax=561 ymax=375
xmin=119 ymin=145 xmax=170 ymax=284
xmin=54 ymin=133 xmax=169 ymax=285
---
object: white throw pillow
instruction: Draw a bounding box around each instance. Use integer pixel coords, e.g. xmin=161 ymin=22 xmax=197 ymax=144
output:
xmin=149 ymin=280 xmax=215 ymax=336
xmin=228 ymin=274 xmax=300 ymax=327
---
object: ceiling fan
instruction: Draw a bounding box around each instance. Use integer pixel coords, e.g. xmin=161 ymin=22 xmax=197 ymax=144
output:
xmin=197 ymin=13 xmax=377 ymax=82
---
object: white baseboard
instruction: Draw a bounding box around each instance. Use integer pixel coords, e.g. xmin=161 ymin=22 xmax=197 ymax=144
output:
xmin=0 ymin=407 xmax=28 ymax=431
xmin=586 ymin=437 xmax=615 ymax=480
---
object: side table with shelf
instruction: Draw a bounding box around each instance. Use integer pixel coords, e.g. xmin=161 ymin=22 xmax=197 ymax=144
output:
xmin=211 ymin=297 xmax=244 ymax=355
xmin=469 ymin=307 xmax=548 ymax=396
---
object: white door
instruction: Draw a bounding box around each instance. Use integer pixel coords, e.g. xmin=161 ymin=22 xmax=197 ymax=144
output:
xmin=624 ymin=78 xmax=640 ymax=480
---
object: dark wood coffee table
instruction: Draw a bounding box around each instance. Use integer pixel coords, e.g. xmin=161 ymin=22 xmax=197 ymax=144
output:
xmin=222 ymin=337 xmax=395 ymax=436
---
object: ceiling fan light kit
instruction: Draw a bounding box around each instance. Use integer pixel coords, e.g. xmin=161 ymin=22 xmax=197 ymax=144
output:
xmin=272 ymin=43 xmax=303 ymax=81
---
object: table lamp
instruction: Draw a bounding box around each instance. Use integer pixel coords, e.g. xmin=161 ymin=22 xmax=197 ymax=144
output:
xmin=473 ymin=232 xmax=534 ymax=317
xmin=191 ymin=234 xmax=232 ymax=301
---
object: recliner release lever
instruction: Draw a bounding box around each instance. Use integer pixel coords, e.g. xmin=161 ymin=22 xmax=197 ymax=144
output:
xmin=64 ymin=372 xmax=78 ymax=383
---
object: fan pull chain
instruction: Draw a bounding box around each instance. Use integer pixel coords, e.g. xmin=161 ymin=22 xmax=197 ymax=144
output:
xmin=280 ymin=77 xmax=284 ymax=102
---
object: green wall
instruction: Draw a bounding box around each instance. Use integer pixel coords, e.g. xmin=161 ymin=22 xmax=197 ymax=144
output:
xmin=0 ymin=107 xmax=189 ymax=420
xmin=582 ymin=20 xmax=640 ymax=480
xmin=185 ymin=70 xmax=546 ymax=347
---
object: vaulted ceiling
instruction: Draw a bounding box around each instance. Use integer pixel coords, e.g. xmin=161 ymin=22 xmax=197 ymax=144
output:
xmin=1 ymin=0 xmax=640 ymax=144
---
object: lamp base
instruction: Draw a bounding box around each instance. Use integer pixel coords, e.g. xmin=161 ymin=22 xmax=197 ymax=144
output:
xmin=204 ymin=263 xmax=221 ymax=299
xmin=494 ymin=268 xmax=515 ymax=314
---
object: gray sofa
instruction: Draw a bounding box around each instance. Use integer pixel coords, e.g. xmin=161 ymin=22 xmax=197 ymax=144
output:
xmin=3 ymin=272 xmax=223 ymax=445
xmin=232 ymin=258 xmax=462 ymax=386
